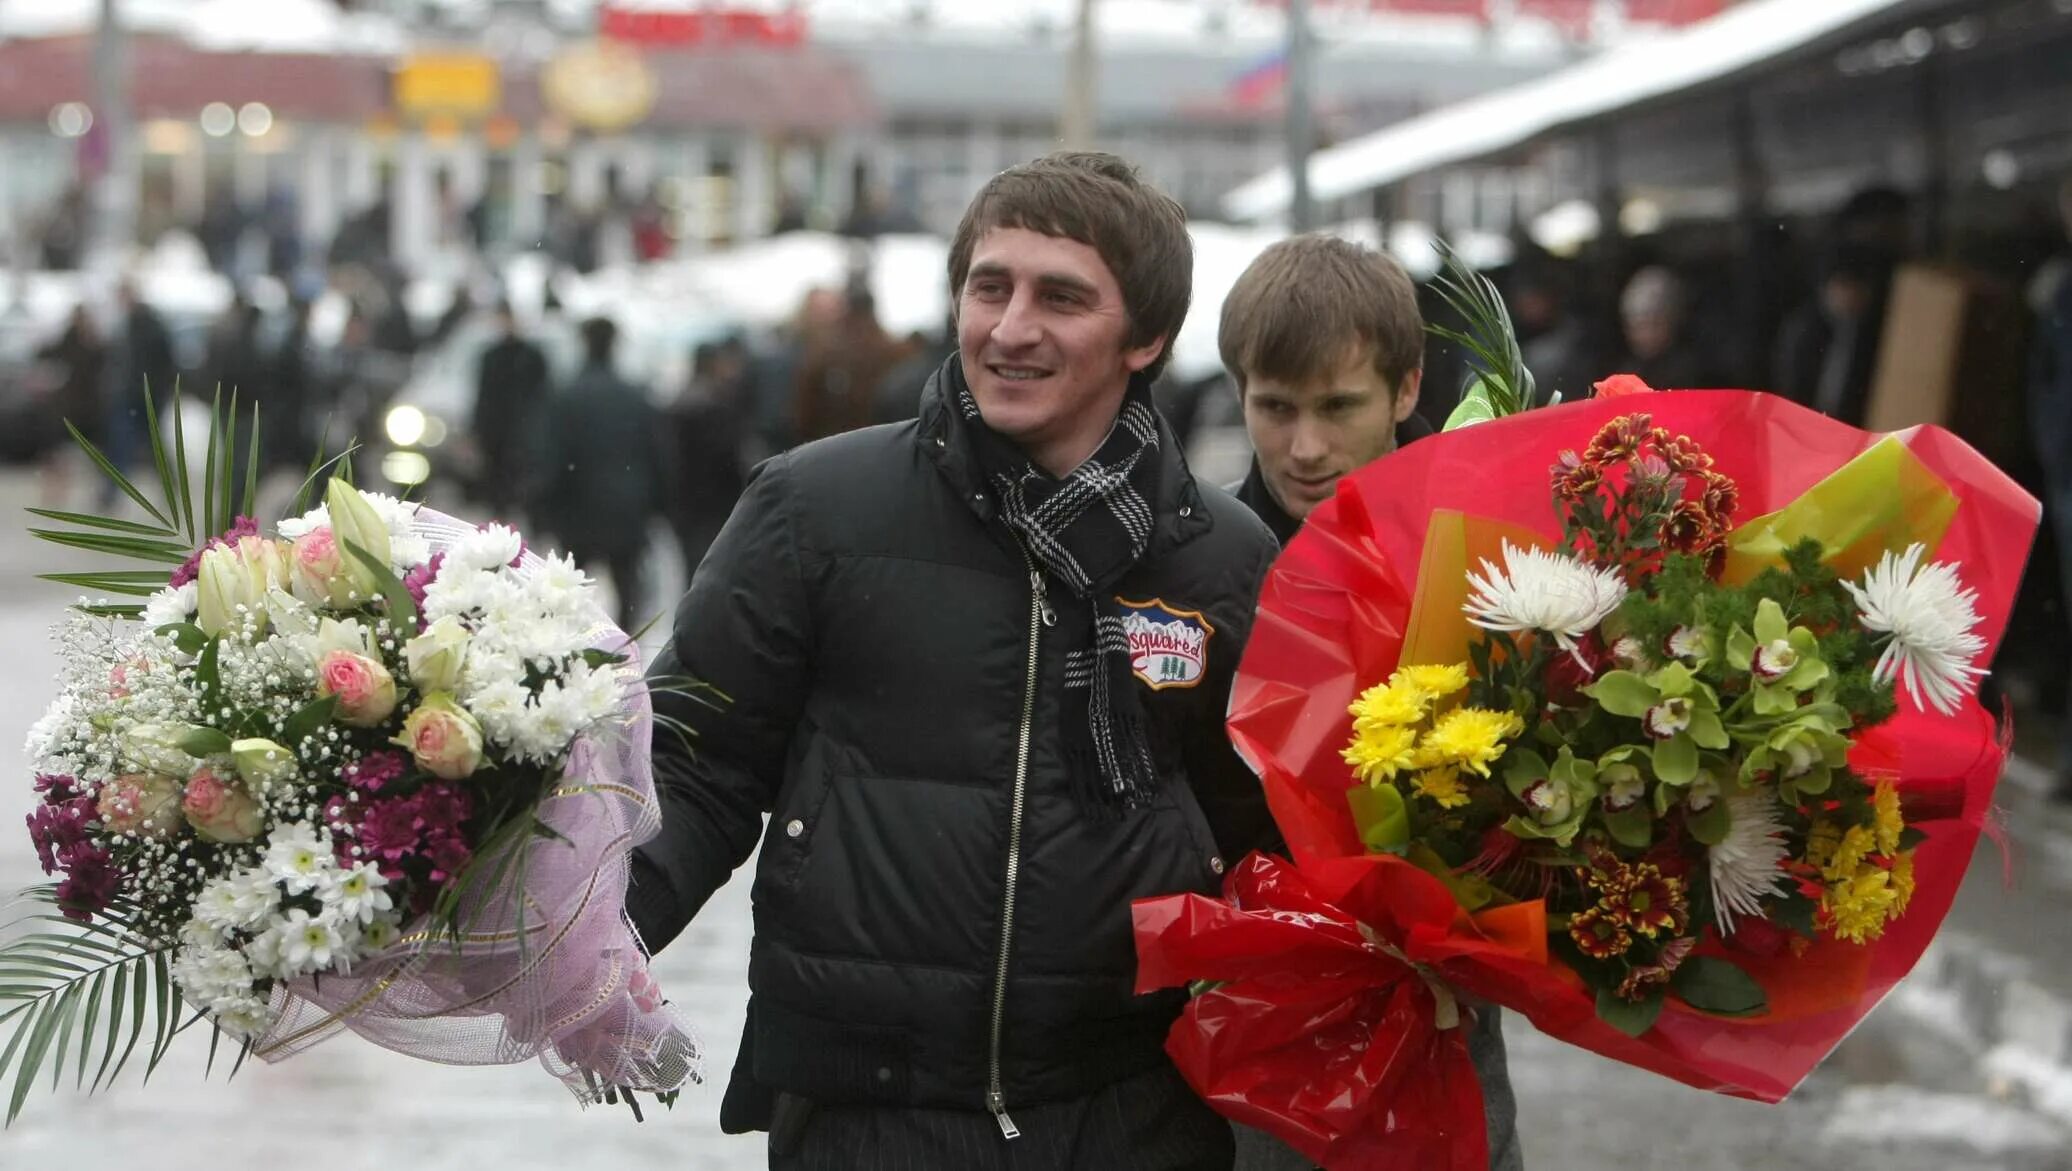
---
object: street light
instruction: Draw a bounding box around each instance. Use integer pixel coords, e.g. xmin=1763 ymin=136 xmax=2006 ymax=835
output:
xmin=47 ymin=103 xmax=93 ymax=138
xmin=237 ymin=102 xmax=274 ymax=137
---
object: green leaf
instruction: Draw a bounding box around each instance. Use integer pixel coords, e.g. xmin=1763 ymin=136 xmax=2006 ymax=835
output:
xmin=1596 ymin=987 xmax=1665 ymax=1037
xmin=75 ymin=970 xmax=104 ymax=1092
xmin=242 ymin=402 xmax=262 ymax=519
xmin=27 ymin=529 xmax=192 ymax=565
xmin=171 ymin=391 xmax=196 ymax=539
xmin=1653 ymin=734 xmax=1698 ymax=785
xmin=47 ymin=983 xmax=83 ymax=1093
xmin=92 ymin=962 xmax=127 ymax=1094
xmin=202 ymin=386 xmax=222 ymax=540
xmin=143 ymin=952 xmax=174 ymax=1083
xmin=1442 ymin=379 xmax=1500 ymax=431
xmin=1688 ymin=709 xmax=1730 ymax=751
xmin=1725 ymin=625 xmax=1756 ymax=672
xmin=76 ymin=604 xmax=145 ymax=619
xmin=193 ymin=638 xmax=224 ymax=719
xmin=156 ymin=623 xmax=209 ymax=655
xmin=23 ymin=508 xmax=177 ymax=538
xmin=140 ymin=382 xmax=180 ymax=537
xmin=116 ymin=957 xmax=148 ymax=1092
xmin=63 ymin=419 xmax=175 ymax=531
xmin=35 ymin=572 xmax=167 ymax=598
xmin=341 ymin=537 xmax=419 ymax=631
xmin=177 ymin=727 xmax=233 ymax=757
xmin=1672 ymin=956 xmax=1768 ymax=1017
xmin=1348 ymin=783 xmax=1411 ymax=853
xmin=282 ymin=694 xmax=340 ymax=747
xmin=1585 ymin=670 xmax=1658 ymax=718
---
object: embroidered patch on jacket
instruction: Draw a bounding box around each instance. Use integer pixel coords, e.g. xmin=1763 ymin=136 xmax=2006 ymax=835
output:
xmin=1117 ymin=597 xmax=1215 ymax=690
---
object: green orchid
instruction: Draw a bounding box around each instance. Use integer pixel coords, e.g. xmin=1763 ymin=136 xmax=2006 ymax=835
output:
xmin=1583 ymin=661 xmax=1730 ymax=786
xmin=1595 ymin=745 xmax=1654 ymax=849
xmin=1502 ymin=747 xmax=1600 ymax=846
xmin=1740 ymin=707 xmax=1854 ymax=803
xmin=1725 ymin=599 xmax=1831 ymax=716
xmin=1678 ymin=765 xmax=1735 ymax=845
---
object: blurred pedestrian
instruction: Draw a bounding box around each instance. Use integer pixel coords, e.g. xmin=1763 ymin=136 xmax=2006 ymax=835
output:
xmin=534 ymin=317 xmax=669 ymax=631
xmin=99 ymin=282 xmax=178 ymax=509
xmin=1614 ymin=266 xmax=1712 ymax=390
xmin=1217 ymin=234 xmax=1518 ymax=1170
xmin=30 ymin=305 xmax=106 ymax=507
xmin=1512 ymin=260 xmax=1596 ymax=405
xmin=471 ymin=300 xmax=552 ymax=521
xmin=630 ymin=151 xmax=1276 ymax=1169
xmin=2028 ymin=177 xmax=2072 ymax=803
xmin=1774 ymin=245 xmax=1884 ymax=424
xmin=793 ymin=285 xmax=913 ymax=442
xmin=665 ymin=338 xmax=750 ymax=583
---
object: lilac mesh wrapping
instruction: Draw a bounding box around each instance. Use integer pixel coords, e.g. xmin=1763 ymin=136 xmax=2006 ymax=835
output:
xmin=248 ymin=507 xmax=700 ymax=1100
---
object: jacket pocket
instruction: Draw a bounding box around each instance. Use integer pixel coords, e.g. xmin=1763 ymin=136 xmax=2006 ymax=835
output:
xmin=762 ymin=740 xmax=838 ymax=899
xmin=1163 ymin=777 xmax=1227 ymax=890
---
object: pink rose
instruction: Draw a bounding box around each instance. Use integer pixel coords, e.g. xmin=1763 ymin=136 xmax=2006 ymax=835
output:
xmin=96 ymin=773 xmax=185 ymax=839
xmin=318 ymin=650 xmax=400 ymax=727
xmin=181 ymin=765 xmax=264 ymax=844
xmin=392 ymin=693 xmax=484 ymax=780
xmin=628 ymin=968 xmax=665 ymax=1015
xmin=291 ymin=526 xmax=359 ymax=607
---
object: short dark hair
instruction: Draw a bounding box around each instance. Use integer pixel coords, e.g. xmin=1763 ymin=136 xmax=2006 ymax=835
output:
xmin=948 ymin=151 xmax=1192 ymax=381
xmin=1219 ymin=233 xmax=1423 ymax=396
xmin=580 ymin=316 xmax=617 ymax=364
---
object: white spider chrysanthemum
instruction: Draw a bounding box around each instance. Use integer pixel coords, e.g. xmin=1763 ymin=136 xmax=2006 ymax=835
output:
xmin=1462 ymin=541 xmax=1628 ymax=660
xmin=1708 ymin=791 xmax=1791 ymax=935
xmin=1842 ymin=543 xmax=1987 ymax=715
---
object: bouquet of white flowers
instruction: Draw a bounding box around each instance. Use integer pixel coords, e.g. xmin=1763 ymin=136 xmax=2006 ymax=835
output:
xmin=7 ymin=392 xmax=697 ymax=1122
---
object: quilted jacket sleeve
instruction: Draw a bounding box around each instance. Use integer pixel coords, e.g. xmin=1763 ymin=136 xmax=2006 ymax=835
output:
xmin=627 ymin=452 xmax=813 ymax=953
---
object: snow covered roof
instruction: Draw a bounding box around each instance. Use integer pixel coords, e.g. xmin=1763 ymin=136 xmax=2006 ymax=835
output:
xmin=1223 ymin=0 xmax=1923 ymax=221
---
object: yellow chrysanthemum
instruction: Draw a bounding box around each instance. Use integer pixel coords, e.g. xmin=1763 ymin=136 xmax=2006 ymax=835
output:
xmin=1822 ymin=868 xmax=1903 ymax=944
xmin=1804 ymin=819 xmax=1842 ymax=870
xmin=1890 ymin=850 xmax=1916 ymax=913
xmin=1821 ymin=825 xmax=1877 ymax=885
xmin=1872 ymin=778 xmax=1904 ymax=856
xmin=1349 ymin=681 xmax=1428 ymax=730
xmin=1416 ymin=707 xmax=1524 ymax=778
xmin=1410 ymin=766 xmax=1471 ymax=809
xmin=1344 ymin=723 xmax=1420 ymax=785
xmin=1394 ymin=662 xmax=1470 ymax=700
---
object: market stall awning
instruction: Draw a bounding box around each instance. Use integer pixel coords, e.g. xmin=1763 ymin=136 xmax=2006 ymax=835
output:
xmin=1223 ymin=0 xmax=1930 ymax=221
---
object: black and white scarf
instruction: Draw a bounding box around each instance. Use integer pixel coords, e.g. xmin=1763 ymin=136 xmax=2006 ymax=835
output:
xmin=951 ymin=364 xmax=1163 ymax=810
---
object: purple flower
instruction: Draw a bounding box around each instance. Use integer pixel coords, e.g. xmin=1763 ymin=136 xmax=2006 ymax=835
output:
xmin=55 ymin=846 xmax=118 ymax=921
xmin=342 ymin=751 xmax=407 ymax=795
xmin=403 ymin=552 xmax=447 ymax=620
xmin=169 ymin=515 xmax=260 ymax=589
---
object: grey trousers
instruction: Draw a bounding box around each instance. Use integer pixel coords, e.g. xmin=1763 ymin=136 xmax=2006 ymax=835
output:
xmin=1231 ymin=1005 xmax=1521 ymax=1171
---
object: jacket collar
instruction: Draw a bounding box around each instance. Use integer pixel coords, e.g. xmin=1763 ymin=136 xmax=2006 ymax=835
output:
xmin=916 ymin=354 xmax=1212 ymax=556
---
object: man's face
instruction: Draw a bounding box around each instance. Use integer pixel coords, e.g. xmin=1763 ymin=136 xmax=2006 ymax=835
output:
xmin=1242 ymin=348 xmax=1420 ymax=521
xmin=957 ymin=227 xmax=1165 ymax=474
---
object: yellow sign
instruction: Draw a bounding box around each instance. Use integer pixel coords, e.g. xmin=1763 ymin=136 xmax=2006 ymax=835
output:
xmin=395 ymin=55 xmax=501 ymax=120
xmin=543 ymin=40 xmax=656 ymax=132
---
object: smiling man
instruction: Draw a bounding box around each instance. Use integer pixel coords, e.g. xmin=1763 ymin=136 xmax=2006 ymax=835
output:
xmin=1219 ymin=232 xmax=1522 ymax=1171
xmin=630 ymin=152 xmax=1278 ymax=1169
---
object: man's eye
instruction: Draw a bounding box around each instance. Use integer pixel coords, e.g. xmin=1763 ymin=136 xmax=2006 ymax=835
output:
xmin=1045 ymin=292 xmax=1080 ymax=308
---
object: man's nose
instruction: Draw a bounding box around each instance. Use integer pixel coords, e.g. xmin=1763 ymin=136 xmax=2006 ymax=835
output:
xmin=991 ymin=290 xmax=1043 ymax=349
xmin=1288 ymin=414 xmax=1331 ymax=463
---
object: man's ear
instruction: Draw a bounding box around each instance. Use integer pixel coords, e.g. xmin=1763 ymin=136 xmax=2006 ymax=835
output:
xmin=1122 ymin=333 xmax=1168 ymax=375
xmin=1393 ymin=367 xmax=1424 ymax=424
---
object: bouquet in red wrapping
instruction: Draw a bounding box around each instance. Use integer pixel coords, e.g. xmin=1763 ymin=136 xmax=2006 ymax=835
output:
xmin=1134 ymin=351 xmax=2039 ymax=1167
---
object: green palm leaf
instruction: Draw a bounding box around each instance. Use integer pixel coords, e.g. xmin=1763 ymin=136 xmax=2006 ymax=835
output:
xmin=1427 ymin=239 xmax=1545 ymax=426
xmin=0 ymin=894 xmax=182 ymax=1125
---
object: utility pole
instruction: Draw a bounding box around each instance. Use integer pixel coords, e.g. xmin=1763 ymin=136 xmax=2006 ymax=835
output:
xmin=1060 ymin=0 xmax=1098 ymax=149
xmin=1285 ymin=0 xmax=1316 ymax=231
xmin=92 ymin=0 xmax=137 ymax=271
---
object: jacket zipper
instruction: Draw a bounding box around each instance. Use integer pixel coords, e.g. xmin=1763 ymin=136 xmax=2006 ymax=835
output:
xmin=987 ymin=549 xmax=1053 ymax=1140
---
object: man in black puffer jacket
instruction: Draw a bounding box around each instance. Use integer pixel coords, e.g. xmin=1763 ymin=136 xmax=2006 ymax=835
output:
xmin=629 ymin=152 xmax=1278 ymax=1169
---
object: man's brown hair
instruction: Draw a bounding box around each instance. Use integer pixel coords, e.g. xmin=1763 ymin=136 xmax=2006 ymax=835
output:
xmin=948 ymin=151 xmax=1192 ymax=381
xmin=1218 ymin=233 xmax=1424 ymax=395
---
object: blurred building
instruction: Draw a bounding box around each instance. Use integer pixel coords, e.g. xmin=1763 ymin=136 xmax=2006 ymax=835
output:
xmin=0 ymin=0 xmax=1736 ymax=273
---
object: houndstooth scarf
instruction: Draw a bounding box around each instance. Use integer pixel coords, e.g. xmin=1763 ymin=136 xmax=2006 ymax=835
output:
xmin=952 ymin=363 xmax=1163 ymax=810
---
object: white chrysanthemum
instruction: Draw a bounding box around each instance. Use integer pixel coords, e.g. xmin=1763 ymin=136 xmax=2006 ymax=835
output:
xmin=23 ymin=696 xmax=78 ymax=768
xmin=275 ymin=908 xmax=346 ymax=976
xmin=1842 ymin=543 xmax=1987 ymax=715
xmin=449 ymin=524 xmax=525 ymax=575
xmin=142 ymin=582 xmax=198 ymax=628
xmin=227 ymin=868 xmax=284 ymax=928
xmin=320 ymin=862 xmax=394 ymax=926
xmin=360 ymin=913 xmax=403 ymax=955
xmin=1463 ymin=541 xmax=1628 ymax=660
xmin=210 ymin=994 xmax=279 ymax=1040
xmin=524 ymin=552 xmax=591 ymax=598
xmin=1709 ymin=791 xmax=1791 ymax=935
xmin=263 ymin=823 xmax=331 ymax=895
xmin=193 ymin=878 xmax=249 ymax=934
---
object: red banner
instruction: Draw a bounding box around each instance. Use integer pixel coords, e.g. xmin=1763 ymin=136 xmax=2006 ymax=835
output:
xmin=598 ymin=6 xmax=808 ymax=48
xmin=1626 ymin=0 xmax=1729 ymax=24
xmin=1517 ymin=0 xmax=1595 ymax=38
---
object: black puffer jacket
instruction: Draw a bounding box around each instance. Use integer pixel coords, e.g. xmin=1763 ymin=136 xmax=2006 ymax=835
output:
xmin=629 ymin=363 xmax=1279 ymax=1131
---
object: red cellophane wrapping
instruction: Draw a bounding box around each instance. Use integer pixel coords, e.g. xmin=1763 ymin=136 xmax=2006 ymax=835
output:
xmin=1133 ymin=391 xmax=2040 ymax=1168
